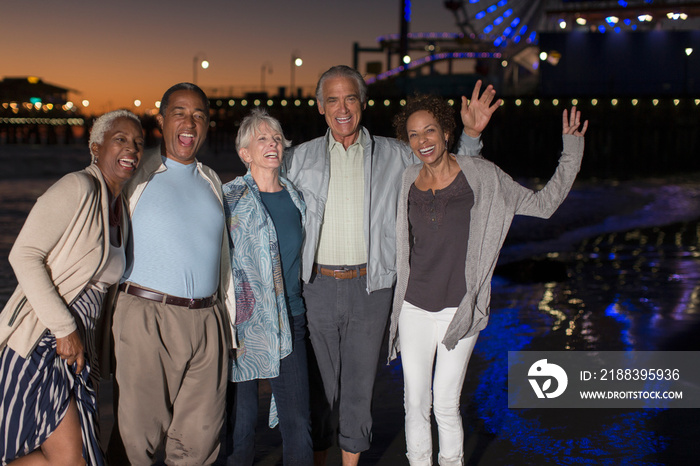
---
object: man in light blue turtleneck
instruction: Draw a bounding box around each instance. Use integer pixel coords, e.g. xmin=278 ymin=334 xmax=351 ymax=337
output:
xmin=110 ymin=83 xmax=235 ymax=466
xmin=124 ymin=155 xmax=222 ymax=297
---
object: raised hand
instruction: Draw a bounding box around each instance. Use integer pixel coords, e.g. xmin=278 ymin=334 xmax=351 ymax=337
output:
xmin=461 ymin=79 xmax=502 ymax=138
xmin=563 ymin=106 xmax=588 ymax=137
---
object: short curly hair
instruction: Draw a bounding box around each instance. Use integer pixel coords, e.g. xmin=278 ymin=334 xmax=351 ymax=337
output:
xmin=393 ymin=94 xmax=457 ymax=149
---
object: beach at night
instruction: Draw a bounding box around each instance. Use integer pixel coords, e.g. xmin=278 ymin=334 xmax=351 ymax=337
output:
xmin=2 ymin=1 xmax=699 ymax=462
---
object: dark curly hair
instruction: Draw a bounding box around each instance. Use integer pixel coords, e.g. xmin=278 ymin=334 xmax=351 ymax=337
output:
xmin=393 ymin=94 xmax=457 ymax=149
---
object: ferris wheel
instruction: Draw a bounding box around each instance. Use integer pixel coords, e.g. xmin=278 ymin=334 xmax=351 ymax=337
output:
xmin=443 ymin=0 xmax=548 ymax=51
xmin=443 ymin=0 xmax=700 ymax=44
xmin=364 ymin=0 xmax=549 ymax=84
xmin=364 ymin=1 xmax=697 ymax=90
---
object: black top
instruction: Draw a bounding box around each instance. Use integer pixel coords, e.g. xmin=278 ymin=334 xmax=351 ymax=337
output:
xmin=405 ymin=171 xmax=474 ymax=312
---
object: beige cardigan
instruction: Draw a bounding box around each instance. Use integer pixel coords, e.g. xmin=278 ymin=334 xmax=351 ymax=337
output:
xmin=0 ymin=164 xmax=126 ymax=358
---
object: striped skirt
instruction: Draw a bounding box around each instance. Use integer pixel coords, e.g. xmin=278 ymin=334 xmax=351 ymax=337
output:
xmin=0 ymin=288 xmax=105 ymax=466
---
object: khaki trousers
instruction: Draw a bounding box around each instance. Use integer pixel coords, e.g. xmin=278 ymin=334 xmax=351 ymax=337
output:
xmin=112 ymin=292 xmax=227 ymax=466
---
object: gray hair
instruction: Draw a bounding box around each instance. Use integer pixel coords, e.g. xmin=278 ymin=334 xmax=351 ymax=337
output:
xmin=235 ymin=108 xmax=291 ymax=168
xmin=315 ymin=65 xmax=367 ymax=106
xmin=89 ymin=109 xmax=142 ymax=162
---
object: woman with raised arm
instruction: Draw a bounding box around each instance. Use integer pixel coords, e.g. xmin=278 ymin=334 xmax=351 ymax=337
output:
xmin=388 ymin=84 xmax=588 ymax=466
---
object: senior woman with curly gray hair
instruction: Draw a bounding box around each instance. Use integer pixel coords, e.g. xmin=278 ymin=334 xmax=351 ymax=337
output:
xmin=218 ymin=108 xmax=312 ymax=465
xmin=0 ymin=110 xmax=143 ymax=465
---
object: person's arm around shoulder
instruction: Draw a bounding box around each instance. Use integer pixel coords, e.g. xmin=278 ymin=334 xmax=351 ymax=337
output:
xmin=456 ymin=80 xmax=502 ymax=156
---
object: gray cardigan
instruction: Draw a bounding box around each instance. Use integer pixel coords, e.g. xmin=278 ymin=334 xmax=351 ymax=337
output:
xmin=388 ymin=134 xmax=585 ymax=360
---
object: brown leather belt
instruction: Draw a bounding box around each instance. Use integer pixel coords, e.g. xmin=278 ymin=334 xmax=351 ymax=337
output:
xmin=313 ymin=264 xmax=367 ymax=280
xmin=118 ymin=283 xmax=215 ymax=309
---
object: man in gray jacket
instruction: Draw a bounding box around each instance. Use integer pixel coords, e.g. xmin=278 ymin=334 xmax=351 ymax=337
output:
xmin=283 ymin=65 xmax=499 ymax=465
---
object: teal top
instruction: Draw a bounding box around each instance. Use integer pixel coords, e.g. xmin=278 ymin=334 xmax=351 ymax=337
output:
xmin=260 ymin=190 xmax=304 ymax=317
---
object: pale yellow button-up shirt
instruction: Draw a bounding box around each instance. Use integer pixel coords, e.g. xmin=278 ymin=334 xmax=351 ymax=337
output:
xmin=315 ymin=132 xmax=367 ymax=266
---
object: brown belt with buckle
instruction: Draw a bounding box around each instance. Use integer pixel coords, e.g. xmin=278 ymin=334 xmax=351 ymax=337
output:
xmin=118 ymin=283 xmax=215 ymax=309
xmin=313 ymin=264 xmax=367 ymax=280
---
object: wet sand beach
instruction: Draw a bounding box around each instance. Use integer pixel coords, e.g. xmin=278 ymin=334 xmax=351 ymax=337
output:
xmin=1 ymin=146 xmax=699 ymax=465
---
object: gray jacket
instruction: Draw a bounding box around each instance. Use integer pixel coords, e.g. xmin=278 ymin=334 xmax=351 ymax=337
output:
xmin=388 ymin=134 xmax=585 ymax=359
xmin=284 ymin=127 xmax=481 ymax=293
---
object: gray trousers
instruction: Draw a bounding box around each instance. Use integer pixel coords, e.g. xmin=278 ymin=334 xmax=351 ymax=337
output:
xmin=112 ymin=292 xmax=227 ymax=466
xmin=303 ymin=270 xmax=393 ymax=453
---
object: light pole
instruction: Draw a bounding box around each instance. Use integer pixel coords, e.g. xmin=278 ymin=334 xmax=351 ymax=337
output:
xmin=261 ymin=62 xmax=273 ymax=93
xmin=193 ymin=53 xmax=209 ymax=85
xmin=290 ymin=52 xmax=302 ymax=98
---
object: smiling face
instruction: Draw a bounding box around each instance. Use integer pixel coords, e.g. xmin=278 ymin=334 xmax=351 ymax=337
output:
xmin=91 ymin=117 xmax=144 ymax=195
xmin=157 ymin=89 xmax=209 ymax=164
xmin=318 ymin=76 xmax=365 ymax=148
xmin=239 ymin=122 xmax=284 ymax=173
xmin=406 ymin=110 xmax=450 ymax=166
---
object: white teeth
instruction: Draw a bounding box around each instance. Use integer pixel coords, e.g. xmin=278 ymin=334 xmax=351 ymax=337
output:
xmin=119 ymin=158 xmax=136 ymax=167
xmin=419 ymin=146 xmax=435 ymax=154
xmin=336 ymin=117 xmax=351 ymax=123
xmin=181 ymin=133 xmax=194 ymax=138
xmin=264 ymin=151 xmax=278 ymax=157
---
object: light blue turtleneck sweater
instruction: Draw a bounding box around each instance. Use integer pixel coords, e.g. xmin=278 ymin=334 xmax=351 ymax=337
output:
xmin=123 ymin=156 xmax=224 ymax=299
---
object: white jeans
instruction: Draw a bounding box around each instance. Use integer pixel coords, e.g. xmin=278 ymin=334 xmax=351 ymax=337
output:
xmin=399 ymin=301 xmax=479 ymax=466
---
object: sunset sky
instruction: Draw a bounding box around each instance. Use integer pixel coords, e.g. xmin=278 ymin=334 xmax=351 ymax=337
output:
xmin=2 ymin=0 xmax=461 ymax=113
